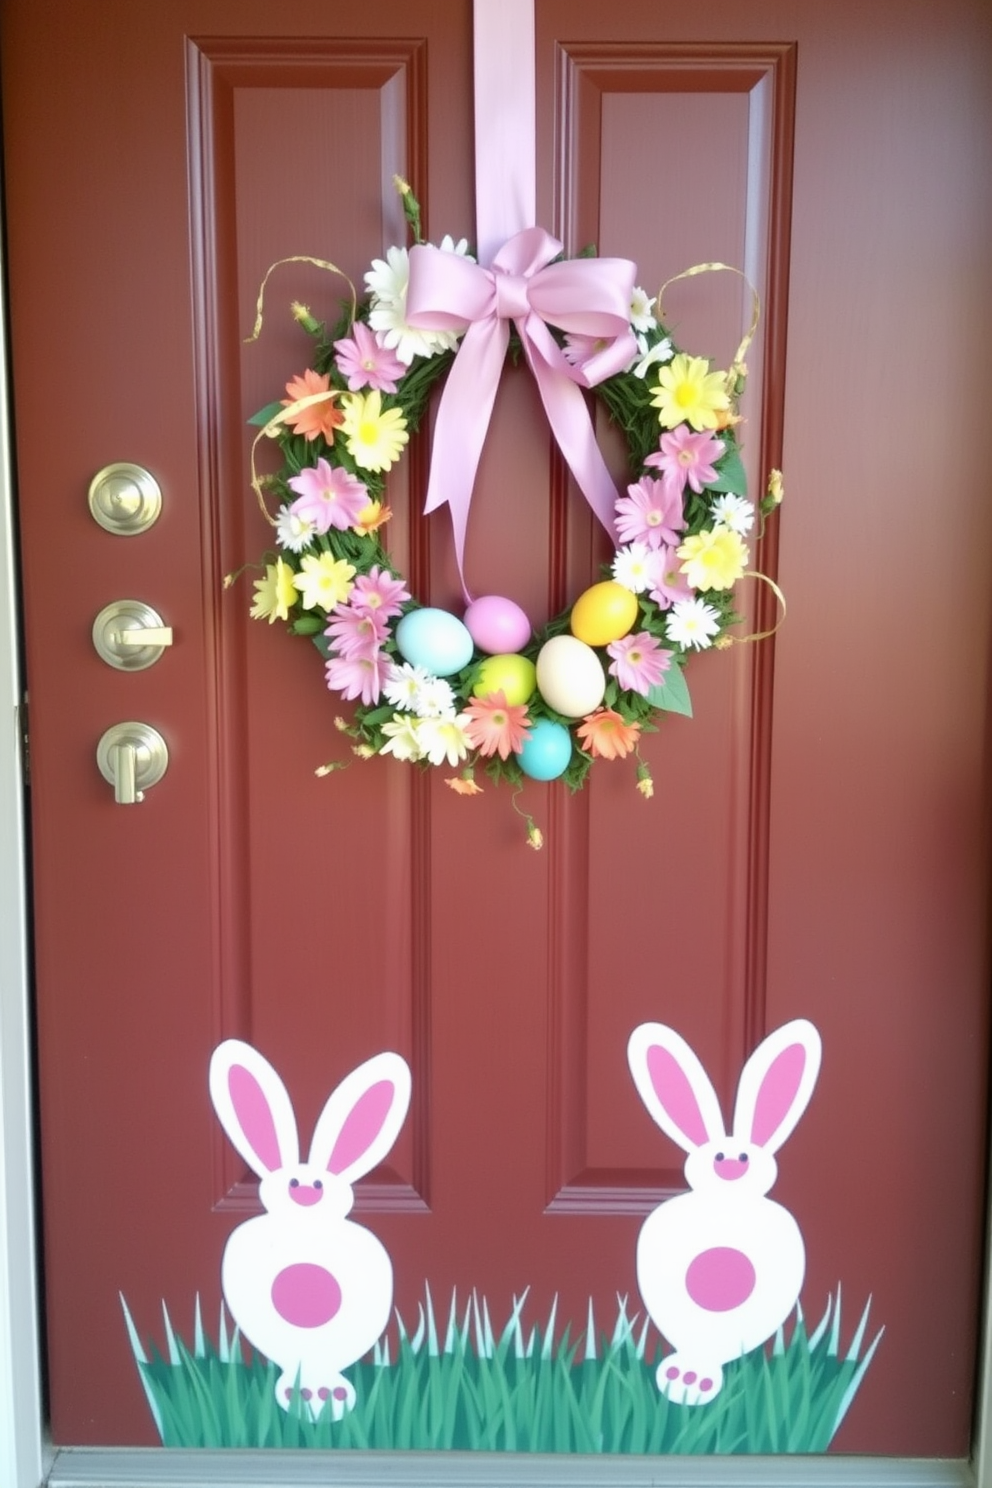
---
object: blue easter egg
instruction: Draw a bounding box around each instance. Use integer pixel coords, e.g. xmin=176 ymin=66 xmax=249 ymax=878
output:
xmin=395 ymin=608 xmax=474 ymax=677
xmin=515 ymin=719 xmax=573 ymax=780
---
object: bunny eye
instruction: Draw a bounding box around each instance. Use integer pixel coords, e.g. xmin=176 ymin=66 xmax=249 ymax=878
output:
xmin=738 ymin=1153 xmax=749 ymax=1163
xmin=289 ymin=1178 xmax=300 ymax=1188
xmin=314 ymin=1179 xmax=323 ymax=1190
xmin=715 ymin=1152 xmax=725 ymax=1162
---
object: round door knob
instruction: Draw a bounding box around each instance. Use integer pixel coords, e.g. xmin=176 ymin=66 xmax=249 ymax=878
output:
xmin=96 ymin=722 xmax=169 ymax=804
xmin=87 ymin=463 xmax=162 ymax=535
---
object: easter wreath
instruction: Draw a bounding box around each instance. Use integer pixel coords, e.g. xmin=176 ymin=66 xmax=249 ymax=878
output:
xmin=244 ymin=183 xmax=782 ymax=830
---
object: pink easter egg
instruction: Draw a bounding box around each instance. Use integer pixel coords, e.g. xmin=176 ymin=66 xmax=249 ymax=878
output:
xmin=463 ymin=595 xmax=533 ymax=655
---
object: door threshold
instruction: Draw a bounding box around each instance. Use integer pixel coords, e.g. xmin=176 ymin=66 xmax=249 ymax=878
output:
xmin=44 ymin=1446 xmax=975 ymax=1488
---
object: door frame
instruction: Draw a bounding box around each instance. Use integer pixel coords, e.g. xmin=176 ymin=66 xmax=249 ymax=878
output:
xmin=0 ymin=149 xmax=990 ymax=1488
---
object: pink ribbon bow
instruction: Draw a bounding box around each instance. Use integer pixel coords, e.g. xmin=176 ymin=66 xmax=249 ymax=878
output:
xmin=405 ymin=226 xmax=637 ymax=595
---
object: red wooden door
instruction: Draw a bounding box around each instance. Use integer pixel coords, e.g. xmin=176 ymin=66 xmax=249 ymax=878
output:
xmin=3 ymin=0 xmax=991 ymax=1458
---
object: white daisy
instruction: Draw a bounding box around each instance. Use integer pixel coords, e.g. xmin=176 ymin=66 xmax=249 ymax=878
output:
xmin=437 ymin=234 xmax=474 ymax=260
xmin=710 ymin=494 xmax=755 ymax=535
xmin=274 ymin=504 xmax=316 ymax=553
xmin=383 ymin=661 xmax=431 ymax=711
xmin=629 ymin=333 xmax=674 ymax=379
xmin=629 ymin=286 xmax=656 ymax=332
xmin=380 ymin=714 xmax=426 ymax=762
xmin=366 ymin=244 xmax=463 ymax=365
xmin=412 ymin=675 xmax=457 ymax=719
xmin=665 ymin=597 xmax=722 ymax=651
xmin=417 ymin=714 xmax=471 ymax=767
xmin=612 ymin=541 xmax=660 ymax=594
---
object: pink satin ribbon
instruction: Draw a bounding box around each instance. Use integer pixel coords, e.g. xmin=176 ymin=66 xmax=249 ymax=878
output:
xmin=406 ymin=227 xmax=637 ymax=593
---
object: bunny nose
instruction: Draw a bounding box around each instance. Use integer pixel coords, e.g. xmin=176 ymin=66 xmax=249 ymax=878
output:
xmin=288 ymin=1180 xmax=324 ymax=1206
xmin=713 ymin=1154 xmax=749 ymax=1181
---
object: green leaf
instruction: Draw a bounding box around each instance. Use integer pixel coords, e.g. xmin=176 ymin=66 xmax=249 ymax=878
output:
xmin=708 ymin=445 xmax=747 ymax=496
xmin=290 ymin=614 xmax=325 ymax=635
xmin=647 ymin=665 xmax=692 ymax=717
xmin=247 ymin=400 xmax=284 ymax=428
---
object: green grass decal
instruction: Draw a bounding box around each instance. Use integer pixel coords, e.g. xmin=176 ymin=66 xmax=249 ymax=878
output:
xmin=120 ymin=1285 xmax=881 ymax=1453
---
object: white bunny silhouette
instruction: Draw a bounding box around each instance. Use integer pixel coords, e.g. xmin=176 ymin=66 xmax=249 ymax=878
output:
xmin=627 ymin=1019 xmax=821 ymax=1405
xmin=209 ymin=1039 xmax=411 ymax=1417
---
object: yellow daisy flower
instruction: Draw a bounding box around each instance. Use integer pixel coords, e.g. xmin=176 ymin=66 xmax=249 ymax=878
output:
xmin=677 ymin=524 xmax=749 ymax=591
xmin=340 ymin=390 xmax=409 ymax=473
xmin=651 ymin=353 xmax=731 ymax=431
xmin=249 ymin=558 xmax=298 ymax=623
xmin=293 ymin=553 xmax=356 ymax=610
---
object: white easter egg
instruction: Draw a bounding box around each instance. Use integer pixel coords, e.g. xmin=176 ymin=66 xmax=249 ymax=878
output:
xmin=535 ymin=635 xmax=606 ymax=718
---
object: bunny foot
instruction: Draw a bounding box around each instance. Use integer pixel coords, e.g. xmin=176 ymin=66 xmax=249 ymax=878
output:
xmin=656 ymin=1355 xmax=723 ymax=1406
xmin=277 ymin=1371 xmax=356 ymax=1419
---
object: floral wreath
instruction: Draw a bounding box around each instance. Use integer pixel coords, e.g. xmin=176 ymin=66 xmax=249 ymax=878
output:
xmin=242 ymin=181 xmax=783 ymax=844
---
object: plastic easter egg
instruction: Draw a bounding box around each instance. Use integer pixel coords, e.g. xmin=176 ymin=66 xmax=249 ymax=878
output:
xmin=463 ymin=595 xmax=533 ymax=655
xmin=570 ymin=581 xmax=639 ymax=647
xmin=535 ymin=635 xmax=607 ymax=718
xmin=515 ymin=719 xmax=573 ymax=780
xmin=473 ymin=653 xmax=537 ymax=707
xmin=395 ymin=608 xmax=474 ymax=677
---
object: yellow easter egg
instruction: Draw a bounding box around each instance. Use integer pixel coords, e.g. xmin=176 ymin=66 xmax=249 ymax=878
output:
xmin=570 ymin=581 xmax=639 ymax=647
xmin=472 ymin=652 xmax=537 ymax=707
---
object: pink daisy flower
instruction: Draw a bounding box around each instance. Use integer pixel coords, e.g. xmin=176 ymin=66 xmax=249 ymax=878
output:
xmin=645 ymin=427 xmax=724 ymax=498
xmin=324 ymin=606 xmax=389 ymax=659
xmin=460 ymin=691 xmax=532 ymax=760
xmin=614 ymin=476 xmax=685 ymax=550
xmin=333 ymin=320 xmax=408 ymax=394
xmin=647 ymin=545 xmax=694 ymax=611
xmin=287 ymin=459 xmax=369 ymax=532
xmin=606 ymin=631 xmax=673 ymax=695
xmin=347 ymin=566 xmax=410 ymax=620
xmin=324 ymin=649 xmax=389 ymax=705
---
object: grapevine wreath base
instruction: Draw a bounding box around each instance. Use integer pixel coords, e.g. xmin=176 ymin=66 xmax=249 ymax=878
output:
xmin=242 ymin=184 xmax=782 ymax=843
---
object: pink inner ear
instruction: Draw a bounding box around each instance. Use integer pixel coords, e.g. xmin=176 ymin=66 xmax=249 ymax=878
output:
xmin=229 ymin=1065 xmax=283 ymax=1172
xmin=646 ymin=1045 xmax=710 ymax=1147
xmin=750 ymin=1043 xmax=806 ymax=1146
xmin=326 ymin=1080 xmax=394 ymax=1175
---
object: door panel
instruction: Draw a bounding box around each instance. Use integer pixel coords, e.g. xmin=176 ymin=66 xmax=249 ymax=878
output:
xmin=2 ymin=0 xmax=990 ymax=1457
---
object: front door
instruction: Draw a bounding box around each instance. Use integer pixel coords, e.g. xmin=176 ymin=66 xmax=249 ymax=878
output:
xmin=3 ymin=0 xmax=990 ymax=1459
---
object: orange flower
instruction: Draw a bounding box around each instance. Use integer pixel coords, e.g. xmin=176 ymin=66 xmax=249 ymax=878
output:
xmin=576 ymin=708 xmax=641 ymax=761
xmin=281 ymin=369 xmax=344 ymax=443
xmin=446 ymin=774 xmax=483 ymax=796
xmin=353 ymin=500 xmax=392 ymax=536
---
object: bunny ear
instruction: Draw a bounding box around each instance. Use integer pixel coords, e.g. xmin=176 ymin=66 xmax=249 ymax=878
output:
xmin=626 ymin=1023 xmax=726 ymax=1153
xmin=732 ymin=1019 xmax=822 ymax=1153
xmin=308 ymin=1052 xmax=412 ymax=1184
xmin=208 ymin=1039 xmax=300 ymax=1177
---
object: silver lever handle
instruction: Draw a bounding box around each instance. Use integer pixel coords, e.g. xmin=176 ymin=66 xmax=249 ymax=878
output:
xmin=97 ymin=723 xmax=169 ymax=805
xmin=92 ymin=601 xmax=173 ymax=670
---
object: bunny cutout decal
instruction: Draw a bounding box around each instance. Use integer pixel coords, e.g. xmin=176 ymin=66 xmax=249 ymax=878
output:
xmin=209 ymin=1040 xmax=411 ymax=1417
xmin=627 ymin=1019 xmax=821 ymax=1406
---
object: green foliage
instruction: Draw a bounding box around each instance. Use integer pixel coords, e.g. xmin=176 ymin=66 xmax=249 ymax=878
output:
xmin=121 ymin=1285 xmax=880 ymax=1454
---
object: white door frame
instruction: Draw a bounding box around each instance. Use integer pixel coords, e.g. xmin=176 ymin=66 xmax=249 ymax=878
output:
xmin=0 ymin=163 xmax=990 ymax=1488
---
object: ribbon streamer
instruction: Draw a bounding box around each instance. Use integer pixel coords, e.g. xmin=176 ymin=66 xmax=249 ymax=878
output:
xmin=655 ymin=262 xmax=761 ymax=394
xmin=244 ymin=255 xmax=356 ymax=345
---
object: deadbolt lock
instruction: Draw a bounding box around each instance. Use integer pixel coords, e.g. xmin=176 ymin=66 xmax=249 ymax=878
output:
xmin=87 ymin=463 xmax=162 ymax=535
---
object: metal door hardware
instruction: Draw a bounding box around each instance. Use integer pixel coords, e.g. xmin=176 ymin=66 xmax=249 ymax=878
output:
xmin=96 ymin=722 xmax=169 ymax=804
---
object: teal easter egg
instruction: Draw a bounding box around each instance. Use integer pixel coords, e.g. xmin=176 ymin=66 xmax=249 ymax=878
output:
xmin=395 ymin=608 xmax=474 ymax=677
xmin=515 ymin=719 xmax=573 ymax=780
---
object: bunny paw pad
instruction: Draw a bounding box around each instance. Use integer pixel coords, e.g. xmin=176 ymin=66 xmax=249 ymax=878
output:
xmin=277 ymin=1372 xmax=355 ymax=1419
xmin=656 ymin=1356 xmax=723 ymax=1406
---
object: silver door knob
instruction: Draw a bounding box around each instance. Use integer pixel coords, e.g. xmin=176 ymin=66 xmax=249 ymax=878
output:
xmin=96 ymin=723 xmax=169 ymax=804
xmin=87 ymin=463 xmax=162 ymax=535
xmin=92 ymin=600 xmax=174 ymax=670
